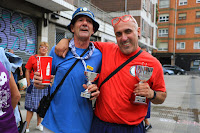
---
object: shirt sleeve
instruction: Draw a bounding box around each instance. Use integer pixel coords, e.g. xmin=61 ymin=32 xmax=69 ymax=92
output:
xmin=0 ymin=47 xmax=11 ymax=77
xmin=49 ymin=46 xmax=56 ymax=75
xmin=93 ymin=42 xmax=116 ymax=53
xmin=93 ymin=42 xmax=103 ymax=52
xmin=151 ymin=60 xmax=166 ymax=92
xmin=25 ymin=56 xmax=33 ymax=71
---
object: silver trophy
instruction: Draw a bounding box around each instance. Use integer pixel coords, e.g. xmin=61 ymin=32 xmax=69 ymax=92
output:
xmin=131 ymin=65 xmax=153 ymax=104
xmin=81 ymin=71 xmax=99 ymax=98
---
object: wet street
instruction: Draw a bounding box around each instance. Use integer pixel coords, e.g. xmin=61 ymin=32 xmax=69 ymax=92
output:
xmin=19 ymin=75 xmax=200 ymax=133
xmin=150 ymin=75 xmax=200 ymax=133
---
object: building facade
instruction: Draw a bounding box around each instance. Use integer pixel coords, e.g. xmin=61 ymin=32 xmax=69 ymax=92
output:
xmin=90 ymin=0 xmax=158 ymax=53
xmin=153 ymin=0 xmax=200 ymax=71
xmin=0 ymin=0 xmax=116 ymax=64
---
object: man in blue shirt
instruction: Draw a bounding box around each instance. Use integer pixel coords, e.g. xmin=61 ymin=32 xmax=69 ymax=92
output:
xmin=34 ymin=7 xmax=102 ymax=133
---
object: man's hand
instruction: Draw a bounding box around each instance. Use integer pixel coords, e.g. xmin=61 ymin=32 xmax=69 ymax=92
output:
xmin=134 ymin=81 xmax=154 ymax=99
xmin=55 ymin=38 xmax=70 ymax=58
xmin=83 ymin=84 xmax=100 ymax=100
xmin=134 ymin=81 xmax=167 ymax=104
xmin=33 ymin=72 xmax=54 ymax=89
xmin=20 ymin=71 xmax=23 ymax=76
xmin=19 ymin=67 xmax=23 ymax=76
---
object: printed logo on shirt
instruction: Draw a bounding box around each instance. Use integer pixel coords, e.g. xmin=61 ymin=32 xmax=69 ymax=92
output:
xmin=0 ymin=72 xmax=7 ymax=86
xmin=0 ymin=72 xmax=11 ymax=116
xmin=130 ymin=66 xmax=136 ymax=77
xmin=86 ymin=65 xmax=93 ymax=71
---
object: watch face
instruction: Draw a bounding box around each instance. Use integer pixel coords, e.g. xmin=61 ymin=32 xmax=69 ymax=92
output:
xmin=130 ymin=66 xmax=136 ymax=77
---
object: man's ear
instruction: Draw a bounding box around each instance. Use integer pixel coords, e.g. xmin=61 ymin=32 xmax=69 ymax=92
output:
xmin=137 ymin=27 xmax=141 ymax=38
xmin=70 ymin=25 xmax=74 ymax=33
xmin=92 ymin=27 xmax=95 ymax=34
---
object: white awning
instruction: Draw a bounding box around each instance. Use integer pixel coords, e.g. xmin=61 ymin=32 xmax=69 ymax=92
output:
xmin=25 ymin=0 xmax=74 ymax=11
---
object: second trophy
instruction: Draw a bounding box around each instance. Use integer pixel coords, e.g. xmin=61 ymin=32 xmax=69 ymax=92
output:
xmin=81 ymin=71 xmax=99 ymax=98
xmin=130 ymin=65 xmax=153 ymax=105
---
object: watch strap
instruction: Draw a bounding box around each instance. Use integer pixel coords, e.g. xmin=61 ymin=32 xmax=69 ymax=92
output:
xmin=149 ymin=90 xmax=156 ymax=100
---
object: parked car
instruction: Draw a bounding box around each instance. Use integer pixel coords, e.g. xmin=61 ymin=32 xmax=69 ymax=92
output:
xmin=163 ymin=65 xmax=186 ymax=75
xmin=163 ymin=67 xmax=174 ymax=75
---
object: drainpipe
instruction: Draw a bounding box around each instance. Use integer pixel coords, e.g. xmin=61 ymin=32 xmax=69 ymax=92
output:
xmin=173 ymin=0 xmax=177 ymax=65
xmin=125 ymin=0 xmax=127 ymax=13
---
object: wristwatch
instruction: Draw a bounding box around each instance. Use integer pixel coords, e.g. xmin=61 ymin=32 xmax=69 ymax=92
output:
xmin=149 ymin=90 xmax=156 ymax=100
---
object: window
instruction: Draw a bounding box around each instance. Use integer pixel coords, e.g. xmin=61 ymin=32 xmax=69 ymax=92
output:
xmin=159 ymin=14 xmax=169 ymax=22
xmin=141 ymin=19 xmax=145 ymax=36
xmin=179 ymin=0 xmax=187 ymax=5
xmin=143 ymin=0 xmax=147 ymax=9
xmin=159 ymin=0 xmax=170 ymax=8
xmin=158 ymin=42 xmax=168 ymax=51
xmin=149 ymin=3 xmax=152 ymax=14
xmin=177 ymin=42 xmax=185 ymax=49
xmin=194 ymin=42 xmax=200 ymax=49
xmin=197 ymin=0 xmax=200 ymax=3
xmin=177 ymin=28 xmax=186 ymax=35
xmin=158 ymin=28 xmax=168 ymax=37
xmin=178 ymin=13 xmax=187 ymax=20
xmin=56 ymin=28 xmax=73 ymax=45
xmin=196 ymin=11 xmax=200 ymax=18
xmin=195 ymin=27 xmax=200 ymax=34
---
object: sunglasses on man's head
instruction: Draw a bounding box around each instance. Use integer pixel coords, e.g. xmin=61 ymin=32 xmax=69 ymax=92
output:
xmin=111 ymin=15 xmax=137 ymax=26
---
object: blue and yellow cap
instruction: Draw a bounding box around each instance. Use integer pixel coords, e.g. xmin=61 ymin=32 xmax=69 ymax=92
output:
xmin=67 ymin=7 xmax=99 ymax=33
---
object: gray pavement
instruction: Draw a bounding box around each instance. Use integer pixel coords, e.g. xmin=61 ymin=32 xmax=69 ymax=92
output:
xmin=18 ymin=75 xmax=200 ymax=133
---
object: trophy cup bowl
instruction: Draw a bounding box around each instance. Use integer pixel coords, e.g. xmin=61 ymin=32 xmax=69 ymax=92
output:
xmin=130 ymin=65 xmax=153 ymax=105
xmin=81 ymin=71 xmax=99 ymax=98
xmin=136 ymin=65 xmax=153 ymax=83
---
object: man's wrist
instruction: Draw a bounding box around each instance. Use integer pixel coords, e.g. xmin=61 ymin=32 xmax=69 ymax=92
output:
xmin=149 ymin=90 xmax=156 ymax=100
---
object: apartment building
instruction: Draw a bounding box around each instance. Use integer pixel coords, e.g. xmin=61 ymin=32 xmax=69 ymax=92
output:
xmin=89 ymin=0 xmax=158 ymax=53
xmin=153 ymin=0 xmax=200 ymax=71
xmin=0 ymin=0 xmax=116 ymax=64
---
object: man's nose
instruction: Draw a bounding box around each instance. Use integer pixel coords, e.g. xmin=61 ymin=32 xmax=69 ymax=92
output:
xmin=121 ymin=33 xmax=128 ymax=42
xmin=82 ymin=20 xmax=88 ymax=25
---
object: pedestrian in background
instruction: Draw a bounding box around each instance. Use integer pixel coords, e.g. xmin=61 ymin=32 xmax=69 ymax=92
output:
xmin=7 ymin=49 xmax=23 ymax=126
xmin=140 ymin=45 xmax=152 ymax=131
xmin=8 ymin=49 xmax=23 ymax=83
xmin=24 ymin=42 xmax=51 ymax=132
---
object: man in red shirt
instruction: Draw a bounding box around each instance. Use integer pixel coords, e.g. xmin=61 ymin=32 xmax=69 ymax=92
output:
xmin=55 ymin=15 xmax=167 ymax=133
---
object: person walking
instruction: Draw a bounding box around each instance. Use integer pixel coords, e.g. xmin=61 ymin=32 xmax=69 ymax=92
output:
xmin=140 ymin=46 xmax=152 ymax=131
xmin=24 ymin=42 xmax=51 ymax=132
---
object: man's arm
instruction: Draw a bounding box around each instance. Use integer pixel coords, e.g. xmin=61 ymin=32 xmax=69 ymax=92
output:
xmin=19 ymin=66 xmax=23 ymax=76
xmin=55 ymin=38 xmax=70 ymax=58
xmin=10 ymin=73 xmax=21 ymax=109
xmin=25 ymin=69 xmax=31 ymax=87
xmin=150 ymin=91 xmax=167 ymax=104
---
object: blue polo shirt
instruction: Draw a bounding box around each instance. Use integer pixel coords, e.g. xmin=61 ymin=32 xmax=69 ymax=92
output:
xmin=42 ymin=45 xmax=102 ymax=133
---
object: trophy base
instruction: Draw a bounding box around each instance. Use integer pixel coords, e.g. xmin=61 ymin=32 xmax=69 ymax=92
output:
xmin=81 ymin=91 xmax=91 ymax=99
xmin=130 ymin=93 xmax=147 ymax=105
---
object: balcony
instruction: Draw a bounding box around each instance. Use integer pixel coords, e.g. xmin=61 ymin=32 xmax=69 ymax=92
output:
xmin=25 ymin=0 xmax=74 ymax=11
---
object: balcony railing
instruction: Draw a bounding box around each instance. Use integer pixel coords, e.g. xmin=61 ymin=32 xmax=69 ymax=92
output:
xmin=64 ymin=0 xmax=113 ymax=24
xmin=158 ymin=48 xmax=168 ymax=51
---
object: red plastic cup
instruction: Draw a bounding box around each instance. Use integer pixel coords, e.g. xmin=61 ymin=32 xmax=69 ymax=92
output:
xmin=37 ymin=56 xmax=52 ymax=85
